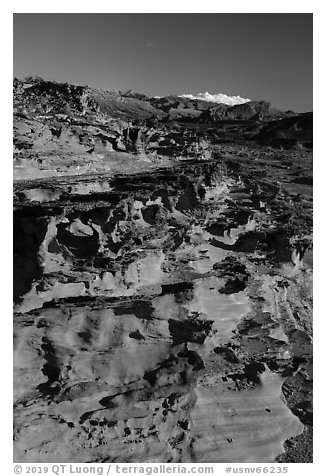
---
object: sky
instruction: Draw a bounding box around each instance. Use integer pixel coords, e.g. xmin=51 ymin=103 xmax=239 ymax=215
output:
xmin=13 ymin=13 xmax=313 ymax=112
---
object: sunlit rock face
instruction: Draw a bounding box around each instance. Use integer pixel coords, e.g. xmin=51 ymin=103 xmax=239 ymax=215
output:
xmin=192 ymin=369 xmax=304 ymax=463
xmin=13 ymin=159 xmax=312 ymax=463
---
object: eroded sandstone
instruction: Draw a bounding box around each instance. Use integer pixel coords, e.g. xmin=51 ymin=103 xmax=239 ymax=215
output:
xmin=13 ymin=157 xmax=312 ymax=462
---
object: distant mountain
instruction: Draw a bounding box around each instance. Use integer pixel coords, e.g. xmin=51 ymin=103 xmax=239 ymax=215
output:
xmin=13 ymin=76 xmax=311 ymax=150
xmin=149 ymin=95 xmax=214 ymax=120
xmin=200 ymin=100 xmax=292 ymax=122
xmin=179 ymin=92 xmax=251 ymax=106
xmin=13 ymin=78 xmax=223 ymax=122
xmin=252 ymin=112 xmax=313 ymax=148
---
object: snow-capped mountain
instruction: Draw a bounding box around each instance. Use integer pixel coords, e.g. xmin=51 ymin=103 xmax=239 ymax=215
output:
xmin=179 ymin=92 xmax=251 ymax=106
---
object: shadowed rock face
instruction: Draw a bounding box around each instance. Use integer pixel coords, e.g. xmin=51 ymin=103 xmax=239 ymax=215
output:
xmin=13 ymin=156 xmax=312 ymax=463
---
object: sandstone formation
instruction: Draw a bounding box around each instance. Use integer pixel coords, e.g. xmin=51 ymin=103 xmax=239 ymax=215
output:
xmin=13 ymin=77 xmax=313 ymax=463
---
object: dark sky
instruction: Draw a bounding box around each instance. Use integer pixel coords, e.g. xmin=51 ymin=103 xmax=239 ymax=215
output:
xmin=13 ymin=13 xmax=312 ymax=112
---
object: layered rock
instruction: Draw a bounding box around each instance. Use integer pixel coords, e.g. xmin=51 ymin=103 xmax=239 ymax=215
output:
xmin=13 ymin=158 xmax=312 ymax=462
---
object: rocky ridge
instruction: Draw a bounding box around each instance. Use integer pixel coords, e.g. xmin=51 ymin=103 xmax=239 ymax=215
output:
xmin=13 ymin=77 xmax=313 ymax=182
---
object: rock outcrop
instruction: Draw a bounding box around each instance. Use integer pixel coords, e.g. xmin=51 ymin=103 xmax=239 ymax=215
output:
xmin=13 ymin=157 xmax=312 ymax=462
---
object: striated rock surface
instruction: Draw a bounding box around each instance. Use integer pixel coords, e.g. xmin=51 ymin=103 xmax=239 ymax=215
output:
xmin=13 ymin=156 xmax=312 ymax=463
